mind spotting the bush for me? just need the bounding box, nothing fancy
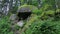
[0,16,20,34]
[27,0,38,6]
[0,16,13,34]
[24,19,60,34]
[32,9,43,15]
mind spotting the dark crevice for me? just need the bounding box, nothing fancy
[17,12,32,21]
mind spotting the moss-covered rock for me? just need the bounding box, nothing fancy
[17,5,38,20]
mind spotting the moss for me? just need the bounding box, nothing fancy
[56,9,60,13]
[18,5,38,12]
[45,10,55,15]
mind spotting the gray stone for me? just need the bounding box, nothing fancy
[10,14,18,21]
[17,20,24,27]
[17,6,31,12]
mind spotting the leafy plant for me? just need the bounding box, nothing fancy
[24,20,60,34]
[0,16,20,34]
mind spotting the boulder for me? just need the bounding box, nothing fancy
[17,5,38,20]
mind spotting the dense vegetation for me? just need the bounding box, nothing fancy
[0,0,60,34]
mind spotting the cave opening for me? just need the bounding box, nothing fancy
[17,12,32,21]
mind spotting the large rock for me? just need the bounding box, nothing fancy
[17,6,31,12]
[17,5,38,20]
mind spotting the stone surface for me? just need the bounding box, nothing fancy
[10,14,18,21]
[17,6,31,12]
[17,20,24,27]
[17,6,32,20]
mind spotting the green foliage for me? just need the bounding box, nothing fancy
[32,9,43,15]
[20,0,25,5]
[0,16,13,34]
[56,9,60,13]
[27,0,38,6]
[1,0,60,34]
[45,10,55,16]
[42,0,56,11]
[9,6,18,14]
[0,16,20,34]
[20,0,39,6]
[24,20,60,34]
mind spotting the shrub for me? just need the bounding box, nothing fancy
[0,16,20,34]
[24,19,60,34]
